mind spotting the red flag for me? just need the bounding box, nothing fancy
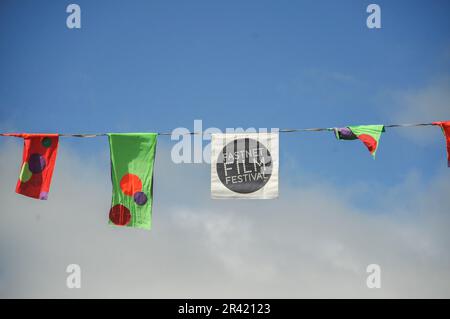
[5,133,59,199]
[433,121,450,167]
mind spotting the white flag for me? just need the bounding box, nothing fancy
[211,132,279,199]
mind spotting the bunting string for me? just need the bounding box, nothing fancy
[0,122,436,137]
[0,121,448,229]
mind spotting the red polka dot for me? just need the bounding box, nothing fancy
[109,204,131,226]
[120,173,142,196]
[358,134,378,154]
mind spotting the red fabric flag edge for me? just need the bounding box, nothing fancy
[432,121,450,167]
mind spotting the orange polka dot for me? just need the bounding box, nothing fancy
[120,173,142,196]
[358,134,378,154]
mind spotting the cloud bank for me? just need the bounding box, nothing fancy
[0,139,449,298]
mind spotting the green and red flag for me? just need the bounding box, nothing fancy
[334,125,385,158]
[4,133,59,200]
[108,133,158,229]
[432,121,450,167]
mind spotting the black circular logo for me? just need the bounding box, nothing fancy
[216,138,272,194]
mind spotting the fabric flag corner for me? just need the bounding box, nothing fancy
[334,125,384,158]
[4,133,59,200]
[432,121,450,167]
[107,133,158,229]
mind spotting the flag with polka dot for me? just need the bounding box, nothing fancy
[108,133,158,229]
[4,133,59,200]
[334,125,385,159]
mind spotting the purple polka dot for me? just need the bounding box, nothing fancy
[337,128,357,140]
[39,192,48,200]
[133,192,147,206]
[28,153,46,173]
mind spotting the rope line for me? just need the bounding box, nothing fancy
[0,123,436,138]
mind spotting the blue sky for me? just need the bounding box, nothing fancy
[1,0,449,201]
[1,0,450,298]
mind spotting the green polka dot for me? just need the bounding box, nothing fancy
[42,137,52,148]
[19,162,32,183]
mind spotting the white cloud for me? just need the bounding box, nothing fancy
[388,77,450,143]
[0,140,449,298]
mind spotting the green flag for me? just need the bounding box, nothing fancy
[107,133,158,229]
[335,125,384,158]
